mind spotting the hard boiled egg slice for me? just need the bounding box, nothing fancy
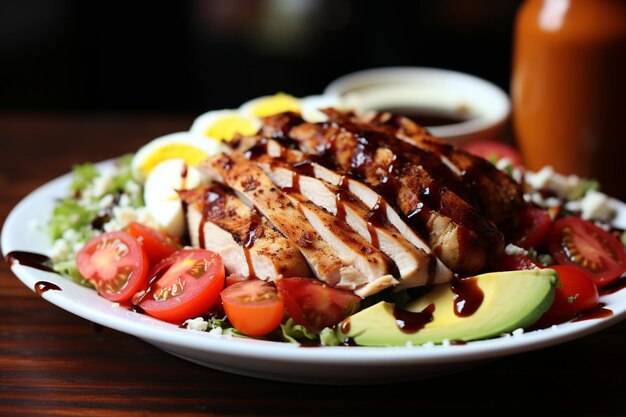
[190,109,261,142]
[144,159,203,237]
[239,92,301,118]
[131,132,221,182]
[300,94,342,123]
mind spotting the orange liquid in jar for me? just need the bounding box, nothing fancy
[512,0,626,199]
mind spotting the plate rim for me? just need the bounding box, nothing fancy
[3,159,626,370]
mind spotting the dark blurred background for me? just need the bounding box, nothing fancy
[0,0,523,114]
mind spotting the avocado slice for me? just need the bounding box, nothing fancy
[337,269,558,346]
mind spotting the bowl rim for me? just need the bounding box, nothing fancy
[323,66,511,139]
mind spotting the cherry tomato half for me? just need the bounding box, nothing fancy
[462,140,523,166]
[127,221,181,265]
[511,207,552,249]
[276,277,361,332]
[548,217,626,287]
[535,265,599,327]
[136,249,225,323]
[76,231,149,302]
[221,280,284,337]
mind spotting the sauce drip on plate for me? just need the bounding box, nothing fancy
[6,251,55,273]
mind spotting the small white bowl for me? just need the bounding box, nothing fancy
[324,67,510,145]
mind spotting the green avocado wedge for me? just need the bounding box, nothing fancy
[337,269,558,347]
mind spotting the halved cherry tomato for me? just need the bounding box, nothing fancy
[511,207,552,249]
[462,140,523,166]
[548,217,626,287]
[76,231,149,302]
[221,280,284,337]
[534,265,599,327]
[492,253,543,272]
[127,221,181,265]
[276,277,360,332]
[136,249,225,323]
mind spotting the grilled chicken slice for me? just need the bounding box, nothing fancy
[232,137,453,285]
[285,192,399,295]
[262,115,499,273]
[351,110,526,231]
[180,184,311,281]
[204,153,378,294]
[255,159,441,288]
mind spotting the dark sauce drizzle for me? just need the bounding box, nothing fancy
[241,210,262,279]
[450,277,484,317]
[572,303,613,322]
[6,251,56,273]
[34,281,62,296]
[180,163,189,190]
[198,188,224,249]
[393,303,435,333]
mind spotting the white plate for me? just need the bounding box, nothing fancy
[3,160,626,385]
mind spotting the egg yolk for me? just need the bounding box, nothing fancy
[248,93,300,118]
[204,115,259,141]
[139,144,208,177]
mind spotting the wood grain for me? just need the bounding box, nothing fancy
[1,114,626,417]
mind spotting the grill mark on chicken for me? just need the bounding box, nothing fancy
[205,153,363,288]
[286,191,398,293]
[179,184,311,281]
[234,136,453,284]
[259,114,502,273]
[351,110,526,232]
[253,157,440,288]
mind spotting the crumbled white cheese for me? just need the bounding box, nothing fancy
[208,327,226,337]
[442,339,451,347]
[405,341,414,348]
[505,244,528,256]
[117,193,131,208]
[50,238,72,262]
[544,197,562,208]
[525,166,582,198]
[495,157,513,171]
[103,206,158,232]
[98,194,115,210]
[525,166,554,189]
[421,341,435,348]
[50,228,86,262]
[512,328,525,337]
[183,317,209,332]
[511,167,524,184]
[87,170,114,200]
[111,302,120,308]
[125,180,140,196]
[578,190,616,221]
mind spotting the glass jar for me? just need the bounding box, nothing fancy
[512,0,626,199]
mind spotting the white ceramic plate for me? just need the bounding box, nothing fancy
[3,160,626,385]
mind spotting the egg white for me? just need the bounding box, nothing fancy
[131,132,222,182]
[143,158,204,237]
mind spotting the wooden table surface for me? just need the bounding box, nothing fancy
[1,114,626,417]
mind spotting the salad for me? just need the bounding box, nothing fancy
[45,93,626,347]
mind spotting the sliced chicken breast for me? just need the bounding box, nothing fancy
[180,185,312,281]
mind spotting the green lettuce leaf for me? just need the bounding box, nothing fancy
[280,318,318,344]
[70,163,99,193]
[48,199,97,240]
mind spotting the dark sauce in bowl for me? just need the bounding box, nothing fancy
[375,106,472,127]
